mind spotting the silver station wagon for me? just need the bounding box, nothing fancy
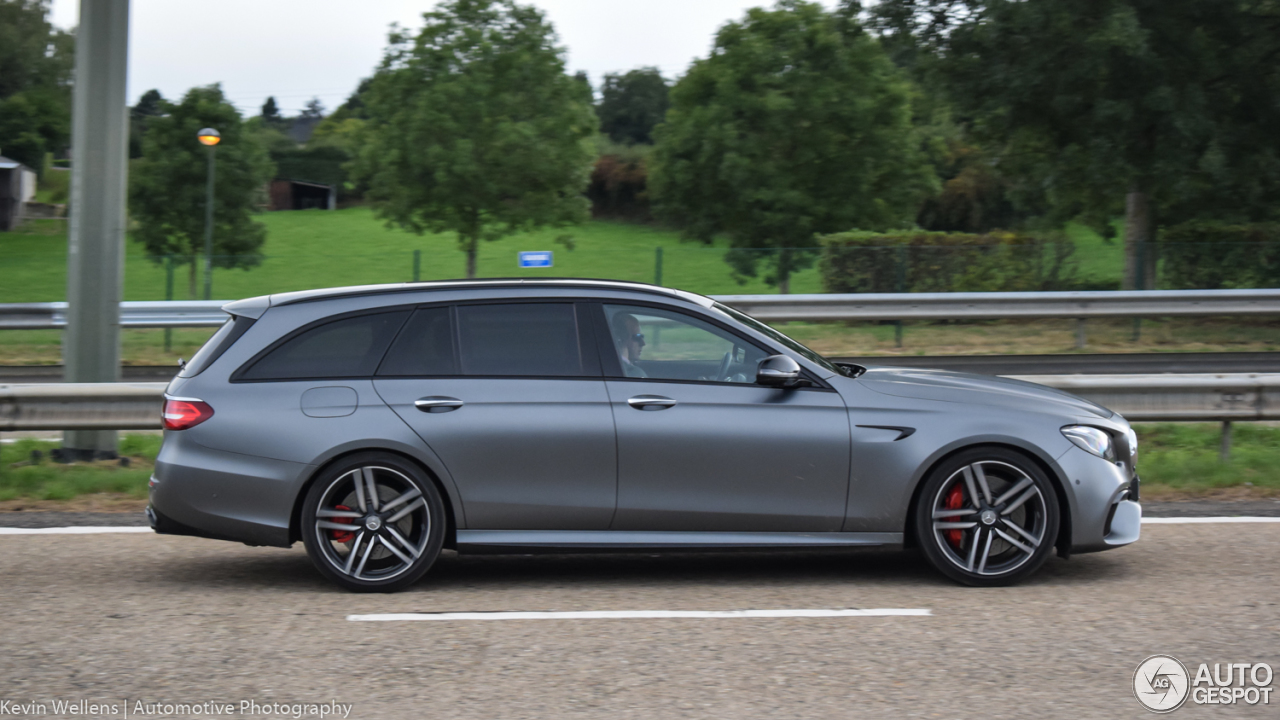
[149,279,1141,592]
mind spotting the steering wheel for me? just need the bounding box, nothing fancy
[715,350,734,382]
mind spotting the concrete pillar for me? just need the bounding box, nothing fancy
[63,0,130,460]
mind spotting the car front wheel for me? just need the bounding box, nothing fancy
[301,452,446,593]
[915,447,1060,587]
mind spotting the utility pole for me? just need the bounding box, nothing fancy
[63,0,130,460]
[197,128,221,300]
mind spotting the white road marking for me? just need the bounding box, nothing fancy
[1142,516,1280,524]
[0,526,152,534]
[348,608,932,622]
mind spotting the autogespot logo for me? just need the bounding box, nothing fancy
[1134,655,1275,713]
[1134,655,1191,713]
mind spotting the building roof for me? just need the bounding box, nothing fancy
[0,155,34,171]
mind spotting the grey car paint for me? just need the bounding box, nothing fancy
[149,280,1139,561]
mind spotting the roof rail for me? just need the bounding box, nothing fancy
[268,278,709,308]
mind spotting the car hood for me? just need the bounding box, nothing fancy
[857,366,1113,419]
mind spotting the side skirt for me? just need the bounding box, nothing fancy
[456,530,903,555]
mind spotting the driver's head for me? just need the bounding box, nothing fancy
[611,313,644,361]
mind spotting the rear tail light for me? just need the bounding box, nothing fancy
[162,397,214,430]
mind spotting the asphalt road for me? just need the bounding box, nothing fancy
[0,522,1276,719]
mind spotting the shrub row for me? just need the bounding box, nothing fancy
[817,230,1076,294]
[1158,222,1280,290]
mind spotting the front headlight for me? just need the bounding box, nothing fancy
[1125,427,1138,467]
[1062,425,1116,461]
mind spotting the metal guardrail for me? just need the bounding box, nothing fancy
[2,374,1276,431]
[3,289,1280,329]
[0,383,167,430]
[0,301,228,329]
[712,288,1280,322]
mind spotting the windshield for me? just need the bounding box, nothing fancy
[711,302,853,376]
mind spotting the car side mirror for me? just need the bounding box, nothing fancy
[756,355,801,387]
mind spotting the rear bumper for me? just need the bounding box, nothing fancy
[148,435,311,548]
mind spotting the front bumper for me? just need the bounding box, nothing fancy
[1057,445,1141,553]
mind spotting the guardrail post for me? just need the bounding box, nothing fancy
[163,256,174,352]
[654,247,664,287]
[1075,319,1087,349]
[1220,421,1233,463]
[412,249,421,283]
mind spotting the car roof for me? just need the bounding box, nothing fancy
[221,278,714,318]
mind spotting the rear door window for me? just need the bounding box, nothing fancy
[238,310,410,381]
[456,303,585,377]
[377,307,457,376]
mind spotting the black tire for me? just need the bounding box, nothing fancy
[301,452,446,593]
[914,447,1060,587]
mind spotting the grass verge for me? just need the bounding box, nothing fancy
[1,425,1275,507]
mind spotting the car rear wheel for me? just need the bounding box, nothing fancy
[914,447,1060,587]
[301,452,446,593]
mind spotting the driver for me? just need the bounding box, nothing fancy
[610,312,648,378]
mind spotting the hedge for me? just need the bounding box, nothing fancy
[1159,222,1280,289]
[818,230,1076,294]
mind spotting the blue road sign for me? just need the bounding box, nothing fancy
[518,251,554,268]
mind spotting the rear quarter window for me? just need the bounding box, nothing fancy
[237,310,411,381]
[179,315,256,378]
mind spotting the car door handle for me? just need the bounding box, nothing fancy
[627,395,677,410]
[414,397,464,413]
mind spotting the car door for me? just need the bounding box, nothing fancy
[597,302,851,532]
[374,302,617,530]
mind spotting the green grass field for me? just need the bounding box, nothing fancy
[1,423,1273,503]
[0,208,824,302]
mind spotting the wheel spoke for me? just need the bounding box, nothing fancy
[933,521,978,530]
[353,470,367,513]
[316,508,363,519]
[383,525,422,560]
[362,467,380,511]
[317,520,360,532]
[976,527,995,573]
[386,497,425,524]
[379,533,414,565]
[1002,518,1042,547]
[965,527,983,572]
[1001,486,1040,515]
[994,527,1035,556]
[971,464,994,504]
[381,488,423,514]
[932,507,977,519]
[994,477,1033,507]
[353,535,376,579]
[343,532,365,575]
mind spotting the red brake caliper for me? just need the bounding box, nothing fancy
[944,485,965,548]
[330,504,355,543]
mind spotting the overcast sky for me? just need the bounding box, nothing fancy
[49,0,840,117]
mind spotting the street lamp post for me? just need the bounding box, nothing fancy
[197,127,220,300]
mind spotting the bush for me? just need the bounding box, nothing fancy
[588,142,650,221]
[1159,222,1280,289]
[818,230,1076,293]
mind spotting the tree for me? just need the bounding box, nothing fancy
[260,96,282,126]
[300,97,325,120]
[128,89,164,159]
[650,0,933,292]
[597,67,669,145]
[355,0,596,278]
[0,0,73,171]
[866,0,1280,288]
[129,85,275,298]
